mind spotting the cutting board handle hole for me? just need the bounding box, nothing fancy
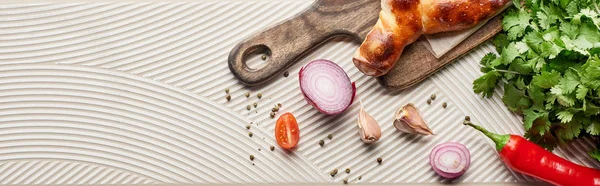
[243,44,271,70]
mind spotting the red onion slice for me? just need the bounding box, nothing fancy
[430,142,471,179]
[299,59,355,115]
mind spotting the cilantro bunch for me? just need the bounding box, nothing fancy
[473,0,600,161]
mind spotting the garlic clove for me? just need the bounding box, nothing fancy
[394,103,434,135]
[357,104,381,143]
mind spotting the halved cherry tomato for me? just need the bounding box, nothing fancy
[275,112,300,149]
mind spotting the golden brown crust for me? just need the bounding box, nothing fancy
[353,0,423,77]
[422,0,509,34]
[353,0,509,77]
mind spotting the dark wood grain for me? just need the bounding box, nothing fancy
[228,0,502,90]
[228,0,380,86]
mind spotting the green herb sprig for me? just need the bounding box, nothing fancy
[474,0,600,161]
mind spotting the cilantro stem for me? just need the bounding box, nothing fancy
[494,69,524,75]
[478,65,526,75]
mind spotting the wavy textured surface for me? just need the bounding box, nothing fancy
[0,64,326,184]
[0,161,155,185]
[0,1,599,184]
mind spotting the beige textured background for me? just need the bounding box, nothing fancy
[0,1,597,185]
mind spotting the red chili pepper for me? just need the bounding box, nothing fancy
[464,121,600,186]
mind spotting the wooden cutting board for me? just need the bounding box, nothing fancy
[228,0,502,90]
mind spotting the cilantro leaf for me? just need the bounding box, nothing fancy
[473,71,500,98]
[584,101,600,116]
[559,21,579,39]
[515,41,530,54]
[493,34,509,54]
[556,120,583,142]
[574,8,600,28]
[531,70,561,88]
[562,35,591,56]
[508,58,533,75]
[480,53,498,72]
[573,23,600,51]
[503,9,533,40]
[581,56,600,89]
[589,149,600,162]
[537,10,558,30]
[501,42,520,65]
[526,51,547,72]
[525,31,544,49]
[574,35,594,51]
[542,27,560,42]
[578,22,600,45]
[556,0,570,9]
[557,110,575,123]
[502,83,532,112]
[523,108,548,130]
[565,1,579,16]
[524,0,540,12]
[576,84,589,100]
[540,41,562,59]
[557,93,577,107]
[530,114,552,136]
[529,84,546,109]
[586,120,600,135]
[558,70,580,94]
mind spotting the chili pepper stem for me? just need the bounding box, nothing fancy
[463,121,510,151]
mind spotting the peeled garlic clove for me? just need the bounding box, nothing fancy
[357,105,381,143]
[394,103,434,135]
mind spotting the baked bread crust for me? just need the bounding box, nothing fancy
[353,0,509,77]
